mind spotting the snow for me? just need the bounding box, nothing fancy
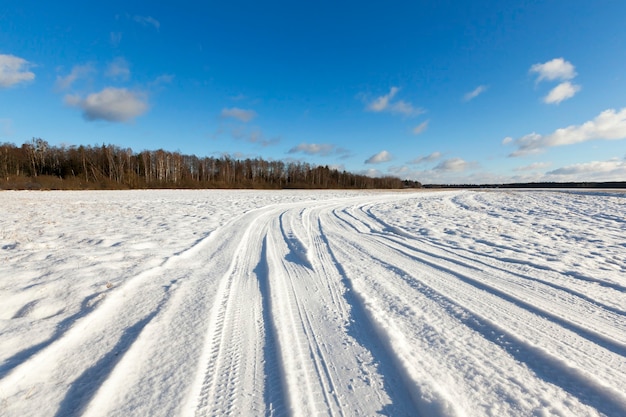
[0,189,625,417]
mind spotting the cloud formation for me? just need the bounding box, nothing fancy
[150,74,175,87]
[529,58,576,82]
[248,130,279,147]
[288,143,347,157]
[229,127,279,147]
[365,150,393,164]
[106,57,131,81]
[543,81,581,104]
[409,151,441,165]
[433,158,476,172]
[0,54,35,87]
[387,162,492,184]
[546,158,626,182]
[221,107,257,123]
[367,87,424,117]
[463,85,487,102]
[134,15,160,30]
[55,63,94,90]
[530,58,580,104]
[368,87,398,112]
[65,87,148,122]
[412,120,429,135]
[506,108,626,157]
[513,162,551,172]
[359,168,384,178]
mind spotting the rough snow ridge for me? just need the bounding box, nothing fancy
[1,189,625,416]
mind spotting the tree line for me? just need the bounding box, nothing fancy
[1,139,420,190]
[422,182,626,189]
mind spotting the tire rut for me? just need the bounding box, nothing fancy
[325,205,626,416]
[193,215,270,417]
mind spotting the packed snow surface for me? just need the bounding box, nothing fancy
[1,189,625,417]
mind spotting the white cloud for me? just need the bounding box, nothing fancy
[543,81,581,104]
[384,165,424,181]
[134,15,160,30]
[358,168,384,178]
[368,87,398,112]
[328,164,346,172]
[150,74,175,87]
[389,100,422,116]
[55,64,94,90]
[412,120,429,135]
[507,108,626,157]
[463,85,488,101]
[392,156,626,184]
[513,162,551,172]
[545,158,626,182]
[106,57,131,81]
[366,87,424,117]
[288,143,336,156]
[248,130,279,147]
[433,158,477,172]
[388,165,411,176]
[386,165,501,185]
[65,87,148,122]
[530,58,576,82]
[409,151,441,165]
[229,127,279,147]
[502,136,513,145]
[221,107,257,123]
[529,58,580,104]
[365,150,393,164]
[0,54,35,87]
[248,130,263,144]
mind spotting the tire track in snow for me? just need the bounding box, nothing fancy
[325,202,626,416]
[191,212,270,417]
[372,230,626,356]
[364,199,626,300]
[322,210,468,417]
[419,192,626,293]
[266,201,410,416]
[279,204,368,417]
[279,211,313,270]
[81,208,287,417]
[315,217,420,417]
[351,202,626,352]
[265,226,332,416]
[4,190,622,417]
[421,240,626,316]
[0,207,260,417]
[177,199,416,417]
[350,239,626,416]
[256,236,288,417]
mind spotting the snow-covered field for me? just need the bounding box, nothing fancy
[1,189,625,417]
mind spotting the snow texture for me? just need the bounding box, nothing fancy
[0,189,625,417]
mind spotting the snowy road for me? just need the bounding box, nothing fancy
[1,189,625,416]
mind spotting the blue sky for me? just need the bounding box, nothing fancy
[2,0,626,184]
